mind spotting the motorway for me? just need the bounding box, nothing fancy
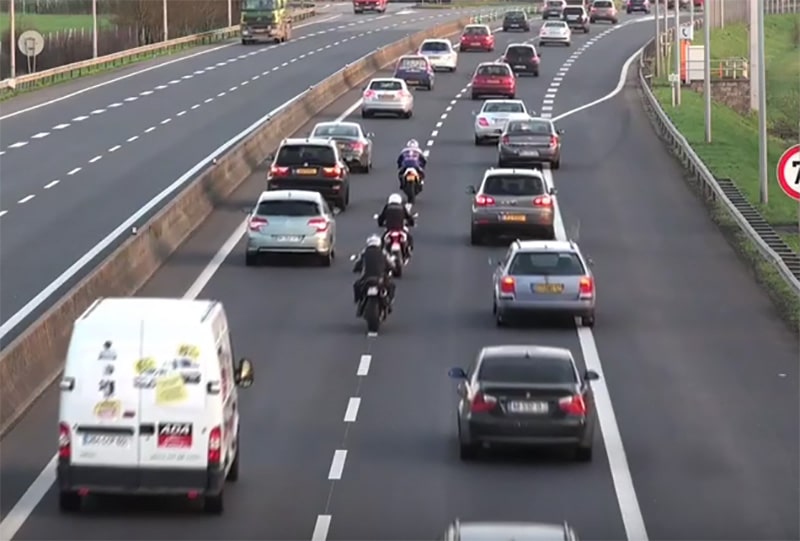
[1,9,799,541]
[0,3,480,346]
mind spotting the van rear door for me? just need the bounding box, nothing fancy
[136,325,210,475]
[66,328,140,469]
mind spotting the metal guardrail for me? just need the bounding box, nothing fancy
[0,7,316,95]
[638,37,800,298]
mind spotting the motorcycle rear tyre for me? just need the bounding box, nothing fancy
[403,183,416,205]
[365,297,381,333]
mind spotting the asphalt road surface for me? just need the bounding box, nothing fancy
[1,10,797,541]
[0,3,474,346]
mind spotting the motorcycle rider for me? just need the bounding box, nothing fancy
[396,139,427,186]
[352,234,397,313]
[377,193,416,254]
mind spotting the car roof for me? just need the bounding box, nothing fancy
[481,99,525,106]
[313,121,361,130]
[257,189,323,203]
[544,19,568,24]
[399,54,428,60]
[513,239,579,252]
[421,38,450,43]
[477,61,510,68]
[281,137,336,147]
[507,42,535,48]
[479,346,574,363]
[464,23,490,29]
[369,77,404,83]
[483,167,544,179]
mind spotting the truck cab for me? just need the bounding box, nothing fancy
[241,0,292,44]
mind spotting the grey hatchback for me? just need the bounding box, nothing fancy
[498,117,564,169]
[491,240,596,327]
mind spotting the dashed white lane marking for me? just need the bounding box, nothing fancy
[52,123,70,130]
[0,210,7,218]
[30,132,49,139]
[7,141,28,148]
[72,115,88,121]
[124,96,138,102]
[88,155,102,164]
[343,397,361,422]
[108,102,123,108]
[311,515,332,541]
[90,109,105,115]
[126,135,139,142]
[109,145,121,152]
[160,118,172,125]
[67,167,81,176]
[144,126,156,133]
[140,90,154,96]
[17,194,35,204]
[327,450,347,480]
[43,180,60,189]
[357,354,372,376]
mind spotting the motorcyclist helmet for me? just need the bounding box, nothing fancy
[387,193,403,205]
[366,234,382,248]
[406,139,419,149]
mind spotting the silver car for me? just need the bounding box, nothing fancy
[361,78,414,118]
[491,239,596,327]
[539,20,572,46]
[497,117,564,169]
[245,189,336,266]
[474,99,532,145]
[443,520,580,541]
[309,121,374,173]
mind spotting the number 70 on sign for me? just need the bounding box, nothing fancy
[777,145,800,201]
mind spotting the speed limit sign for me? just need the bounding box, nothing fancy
[777,144,800,201]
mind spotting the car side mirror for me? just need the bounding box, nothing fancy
[368,132,375,138]
[456,381,467,396]
[241,206,253,214]
[413,213,419,219]
[265,154,274,162]
[235,358,254,388]
[372,213,379,219]
[487,257,494,266]
[558,128,565,134]
[587,257,595,266]
[448,367,468,379]
[466,185,476,194]
[549,187,557,195]
[583,369,600,381]
[349,254,357,261]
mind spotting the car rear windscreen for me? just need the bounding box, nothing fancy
[546,0,564,6]
[506,120,551,135]
[505,11,525,19]
[256,200,320,217]
[313,125,359,138]
[544,21,566,27]
[421,41,449,52]
[564,6,584,14]
[276,145,336,166]
[398,58,428,70]
[483,175,545,196]
[369,80,403,91]
[509,251,586,276]
[483,102,525,113]
[464,26,489,35]
[477,65,511,77]
[479,354,577,384]
[506,45,535,58]
[594,1,613,7]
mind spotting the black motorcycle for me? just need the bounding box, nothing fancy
[398,166,423,204]
[350,258,392,333]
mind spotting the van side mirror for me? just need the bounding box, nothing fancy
[466,185,476,194]
[448,367,468,379]
[235,358,254,387]
[583,369,600,381]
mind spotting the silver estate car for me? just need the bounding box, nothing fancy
[443,519,580,541]
[245,190,336,266]
[497,117,564,169]
[491,239,596,327]
[361,77,414,118]
[473,99,532,145]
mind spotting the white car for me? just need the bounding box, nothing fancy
[418,39,458,72]
[361,78,414,118]
[539,20,572,46]
[473,99,533,145]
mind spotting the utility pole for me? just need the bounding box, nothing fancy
[674,0,681,105]
[163,0,169,41]
[9,0,15,79]
[228,0,233,27]
[655,0,661,77]
[91,0,98,58]
[703,0,712,142]
[756,0,768,203]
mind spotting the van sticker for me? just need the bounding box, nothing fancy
[157,422,192,448]
[135,357,157,374]
[177,344,200,360]
[155,374,188,405]
[93,399,121,420]
[98,341,117,360]
[103,364,114,376]
[98,379,115,398]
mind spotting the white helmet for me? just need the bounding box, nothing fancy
[388,193,403,205]
[366,234,382,248]
[406,139,419,149]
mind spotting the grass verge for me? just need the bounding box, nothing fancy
[0,13,113,32]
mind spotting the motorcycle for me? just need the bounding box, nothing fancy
[350,255,391,333]
[398,167,423,204]
[372,211,419,278]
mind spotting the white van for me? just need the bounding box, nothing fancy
[57,297,254,514]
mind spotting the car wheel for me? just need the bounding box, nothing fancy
[470,227,482,245]
[59,491,82,513]
[590,17,595,22]
[474,135,482,146]
[495,309,507,327]
[226,435,240,482]
[543,226,556,240]
[565,41,571,47]
[241,39,249,45]
[575,443,593,462]
[319,249,333,267]
[361,109,369,118]
[471,93,479,100]
[627,9,632,13]
[508,93,515,99]
[245,252,257,266]
[585,27,590,33]
[581,314,595,328]
[405,110,412,118]
[459,432,479,460]
[533,70,539,77]
[552,157,561,170]
[488,47,494,52]
[497,158,506,168]
[204,491,224,514]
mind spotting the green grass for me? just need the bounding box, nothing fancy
[0,13,113,33]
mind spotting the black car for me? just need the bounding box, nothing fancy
[542,0,566,19]
[626,0,651,12]
[502,10,530,31]
[502,43,540,77]
[266,138,351,210]
[563,5,590,32]
[448,345,600,461]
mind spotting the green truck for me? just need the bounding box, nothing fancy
[240,0,293,44]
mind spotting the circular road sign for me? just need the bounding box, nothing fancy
[17,30,44,57]
[776,144,800,201]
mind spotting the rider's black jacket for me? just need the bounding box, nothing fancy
[377,202,415,231]
[352,245,393,279]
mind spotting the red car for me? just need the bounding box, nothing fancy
[459,24,495,52]
[353,0,386,14]
[471,62,516,100]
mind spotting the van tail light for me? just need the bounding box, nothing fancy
[559,394,587,415]
[249,216,268,231]
[351,142,365,151]
[58,422,71,460]
[308,217,329,233]
[363,89,376,99]
[501,135,510,144]
[533,195,553,207]
[470,392,498,413]
[270,165,290,177]
[499,276,516,294]
[477,117,490,127]
[579,276,594,297]
[550,135,558,148]
[208,426,222,465]
[322,165,342,178]
[474,194,495,207]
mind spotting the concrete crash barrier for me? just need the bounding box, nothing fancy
[0,8,317,97]
[0,15,480,435]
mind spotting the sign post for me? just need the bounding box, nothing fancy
[776,144,800,201]
[17,30,45,75]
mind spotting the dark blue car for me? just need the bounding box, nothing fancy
[392,55,435,91]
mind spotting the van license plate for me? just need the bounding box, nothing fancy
[367,286,379,295]
[83,434,131,447]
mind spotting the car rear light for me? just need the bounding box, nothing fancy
[533,195,553,207]
[474,194,495,207]
[399,90,411,98]
[363,89,376,99]
[501,135,510,144]
[308,217,329,233]
[579,276,594,297]
[208,426,222,465]
[477,117,490,127]
[559,394,587,415]
[351,142,365,151]
[322,165,342,178]
[499,276,516,294]
[249,216,268,231]
[470,392,498,413]
[590,6,597,11]
[58,422,71,460]
[270,165,290,177]
[550,135,558,148]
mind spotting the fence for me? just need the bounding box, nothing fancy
[702,0,798,28]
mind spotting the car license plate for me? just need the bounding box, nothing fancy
[367,286,379,295]
[296,168,317,175]
[274,235,301,242]
[487,80,499,84]
[568,15,577,19]
[501,214,526,222]
[406,79,418,85]
[379,94,394,101]
[83,434,131,447]
[514,65,526,69]
[508,401,548,414]
[520,150,539,157]
[534,283,564,294]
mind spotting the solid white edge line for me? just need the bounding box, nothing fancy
[0,456,56,541]
[311,514,332,541]
[343,397,361,422]
[327,450,347,480]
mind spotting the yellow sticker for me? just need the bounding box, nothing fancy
[93,399,121,419]
[177,344,200,359]
[155,374,187,405]
[135,357,157,374]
